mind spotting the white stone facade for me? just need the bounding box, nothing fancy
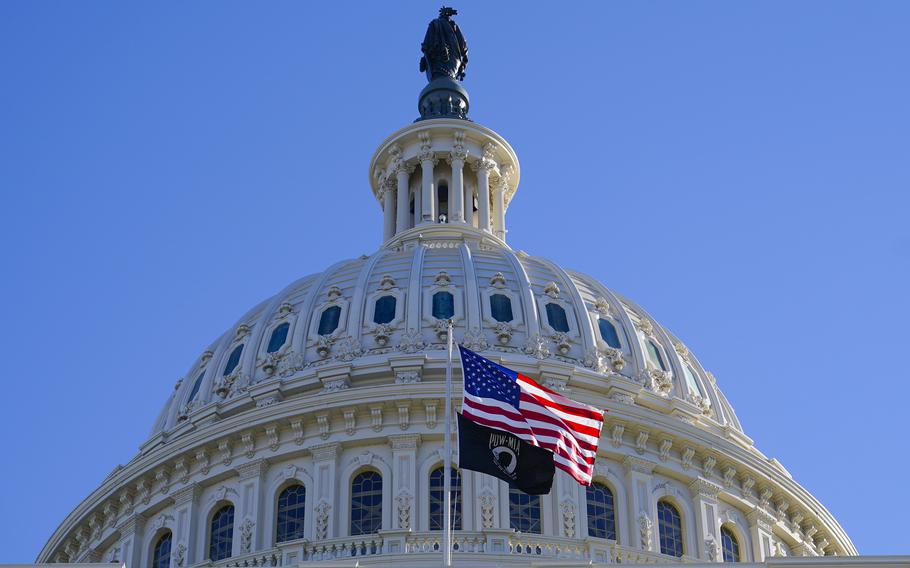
[36,81,876,568]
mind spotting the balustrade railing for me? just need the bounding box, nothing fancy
[207,532,690,566]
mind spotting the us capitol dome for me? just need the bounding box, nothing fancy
[39,9,861,568]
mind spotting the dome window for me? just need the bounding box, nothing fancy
[490,293,514,322]
[545,302,570,333]
[509,487,541,534]
[186,371,204,403]
[223,345,243,376]
[646,340,667,371]
[432,291,455,320]
[683,364,703,396]
[586,482,616,540]
[429,467,462,530]
[721,526,741,562]
[152,531,172,568]
[209,504,235,561]
[657,500,683,557]
[267,322,290,353]
[276,484,306,543]
[351,471,383,536]
[598,318,621,349]
[373,296,397,325]
[318,305,342,336]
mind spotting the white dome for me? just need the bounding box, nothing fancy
[153,223,743,441]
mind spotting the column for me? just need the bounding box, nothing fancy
[622,456,656,552]
[448,151,466,223]
[689,478,723,561]
[389,434,420,533]
[463,179,474,228]
[311,443,340,540]
[382,177,396,241]
[746,507,776,561]
[419,153,436,225]
[472,161,492,233]
[172,484,200,567]
[413,180,422,228]
[492,180,506,241]
[235,460,267,555]
[117,515,145,568]
[395,164,412,234]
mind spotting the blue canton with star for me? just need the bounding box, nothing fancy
[459,346,521,410]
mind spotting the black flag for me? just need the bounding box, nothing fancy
[457,413,555,495]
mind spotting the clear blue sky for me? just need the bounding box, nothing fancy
[1,0,908,560]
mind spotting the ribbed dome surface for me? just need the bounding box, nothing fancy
[154,224,743,442]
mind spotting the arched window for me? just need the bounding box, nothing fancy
[223,345,243,376]
[508,488,541,534]
[682,364,703,397]
[351,471,382,536]
[318,305,341,336]
[276,484,306,543]
[429,467,462,531]
[489,294,514,322]
[209,504,235,561]
[432,291,455,320]
[267,322,290,353]
[586,482,616,540]
[721,526,741,562]
[657,501,683,557]
[646,340,667,371]
[545,303,570,333]
[597,318,621,349]
[152,531,172,568]
[373,296,397,325]
[187,371,204,403]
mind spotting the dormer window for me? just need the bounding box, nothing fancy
[318,306,342,336]
[267,322,290,353]
[223,345,243,376]
[490,294,513,322]
[432,291,455,319]
[373,296,397,325]
[187,371,204,403]
[682,364,703,396]
[646,340,667,371]
[597,318,621,349]
[545,303,570,333]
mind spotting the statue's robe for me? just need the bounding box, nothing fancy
[420,17,469,81]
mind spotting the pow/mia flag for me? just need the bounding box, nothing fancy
[457,413,555,495]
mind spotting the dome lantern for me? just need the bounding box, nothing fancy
[369,8,520,247]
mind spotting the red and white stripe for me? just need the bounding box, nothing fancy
[462,373,605,485]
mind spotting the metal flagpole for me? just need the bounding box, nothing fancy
[442,319,454,567]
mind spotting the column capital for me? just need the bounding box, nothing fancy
[171,483,200,507]
[688,477,722,500]
[388,433,421,451]
[622,455,656,475]
[394,161,415,176]
[235,458,269,480]
[470,158,496,172]
[747,506,777,532]
[310,442,341,462]
[117,513,145,536]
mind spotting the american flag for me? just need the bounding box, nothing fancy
[458,345,605,485]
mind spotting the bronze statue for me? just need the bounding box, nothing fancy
[420,6,469,82]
